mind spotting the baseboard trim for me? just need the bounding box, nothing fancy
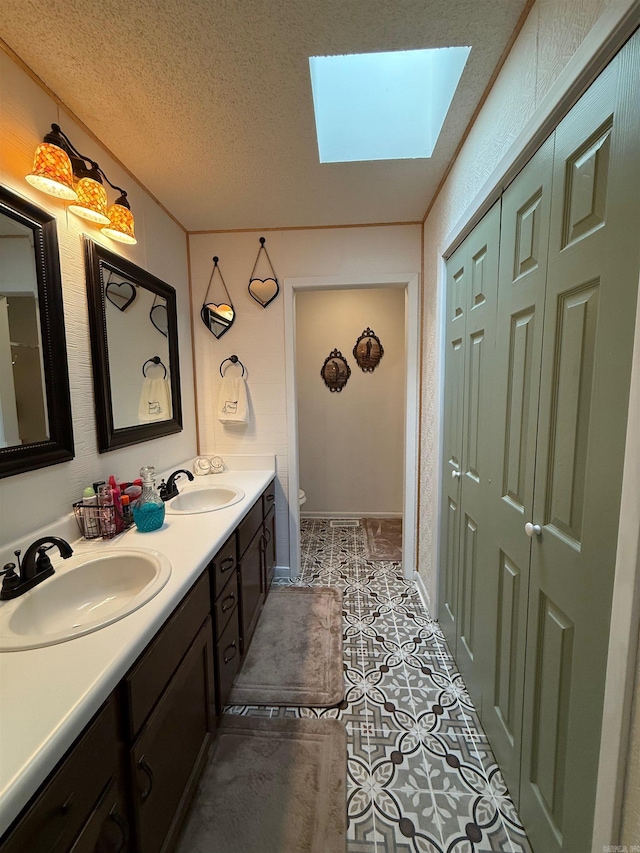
[300,511,403,519]
[413,571,433,616]
[274,565,291,580]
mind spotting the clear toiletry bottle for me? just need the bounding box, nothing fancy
[132,466,165,532]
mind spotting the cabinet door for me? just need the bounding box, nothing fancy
[0,700,118,853]
[264,506,276,595]
[479,135,554,801]
[131,619,213,853]
[453,200,500,707]
[238,527,265,655]
[520,41,640,853]
[69,777,129,853]
[215,604,241,712]
[438,238,468,652]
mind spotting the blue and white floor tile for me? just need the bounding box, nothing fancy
[227,518,532,853]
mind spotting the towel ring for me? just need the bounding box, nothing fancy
[220,354,246,377]
[142,356,167,378]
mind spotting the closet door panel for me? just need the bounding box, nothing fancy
[478,136,554,803]
[438,242,468,652]
[453,201,500,706]
[521,37,640,853]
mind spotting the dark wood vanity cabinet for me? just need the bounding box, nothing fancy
[0,698,125,853]
[207,532,241,713]
[0,480,277,853]
[237,479,276,654]
[123,571,213,853]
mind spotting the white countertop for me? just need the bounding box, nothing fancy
[0,465,275,836]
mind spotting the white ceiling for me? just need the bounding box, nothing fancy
[0,0,528,231]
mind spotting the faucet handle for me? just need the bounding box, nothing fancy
[1,564,20,593]
[35,546,54,573]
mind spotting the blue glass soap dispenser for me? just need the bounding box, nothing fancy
[132,466,165,532]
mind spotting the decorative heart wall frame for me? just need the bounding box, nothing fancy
[150,299,168,336]
[248,276,279,308]
[105,277,136,311]
[201,257,235,339]
[248,237,280,308]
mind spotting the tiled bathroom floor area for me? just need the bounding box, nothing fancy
[228,518,532,853]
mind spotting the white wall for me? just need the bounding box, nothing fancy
[0,49,196,549]
[189,225,421,567]
[296,287,405,517]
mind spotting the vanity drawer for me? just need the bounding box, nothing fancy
[215,605,241,712]
[124,570,210,740]
[214,572,239,641]
[262,479,276,516]
[0,698,118,853]
[237,498,264,558]
[208,532,237,600]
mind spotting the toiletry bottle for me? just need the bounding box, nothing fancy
[82,486,99,538]
[121,494,133,528]
[97,484,116,538]
[132,466,165,532]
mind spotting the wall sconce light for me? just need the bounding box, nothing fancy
[25,123,137,245]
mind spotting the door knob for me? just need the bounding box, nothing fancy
[525,522,541,537]
[451,470,461,479]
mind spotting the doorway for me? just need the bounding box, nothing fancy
[284,273,420,581]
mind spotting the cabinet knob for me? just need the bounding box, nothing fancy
[451,470,461,479]
[525,522,542,537]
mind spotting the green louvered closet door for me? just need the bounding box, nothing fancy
[439,31,640,853]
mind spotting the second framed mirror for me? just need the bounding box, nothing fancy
[84,238,183,452]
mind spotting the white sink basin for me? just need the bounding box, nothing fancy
[0,548,171,651]
[165,485,244,514]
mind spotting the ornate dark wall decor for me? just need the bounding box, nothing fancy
[353,327,384,372]
[248,236,280,308]
[201,256,235,339]
[321,349,351,392]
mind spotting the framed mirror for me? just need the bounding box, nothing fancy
[0,185,74,479]
[84,238,182,452]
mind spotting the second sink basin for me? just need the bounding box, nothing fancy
[165,485,245,514]
[0,548,171,651]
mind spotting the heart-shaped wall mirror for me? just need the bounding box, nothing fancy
[150,299,168,337]
[105,276,136,311]
[201,302,235,339]
[248,277,279,308]
[248,237,280,308]
[201,257,235,339]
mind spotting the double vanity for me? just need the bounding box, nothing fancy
[0,462,276,853]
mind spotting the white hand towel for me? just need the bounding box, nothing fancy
[138,377,172,423]
[217,376,249,424]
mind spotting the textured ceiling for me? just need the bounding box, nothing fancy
[0,0,527,231]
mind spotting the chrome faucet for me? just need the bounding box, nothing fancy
[0,537,73,600]
[159,469,194,502]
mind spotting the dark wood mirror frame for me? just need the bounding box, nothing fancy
[84,238,183,452]
[0,186,74,479]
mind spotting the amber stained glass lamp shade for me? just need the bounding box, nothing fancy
[68,177,110,225]
[25,143,78,201]
[102,197,137,245]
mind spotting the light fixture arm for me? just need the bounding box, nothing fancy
[46,124,128,200]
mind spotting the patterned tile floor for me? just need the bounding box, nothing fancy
[227,519,532,853]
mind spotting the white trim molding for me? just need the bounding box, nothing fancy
[284,272,420,580]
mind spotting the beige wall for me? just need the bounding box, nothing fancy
[0,49,196,549]
[296,287,405,517]
[188,225,421,567]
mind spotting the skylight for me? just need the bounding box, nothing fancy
[309,47,471,164]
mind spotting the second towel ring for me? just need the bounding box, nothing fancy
[220,354,246,377]
[142,356,167,378]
